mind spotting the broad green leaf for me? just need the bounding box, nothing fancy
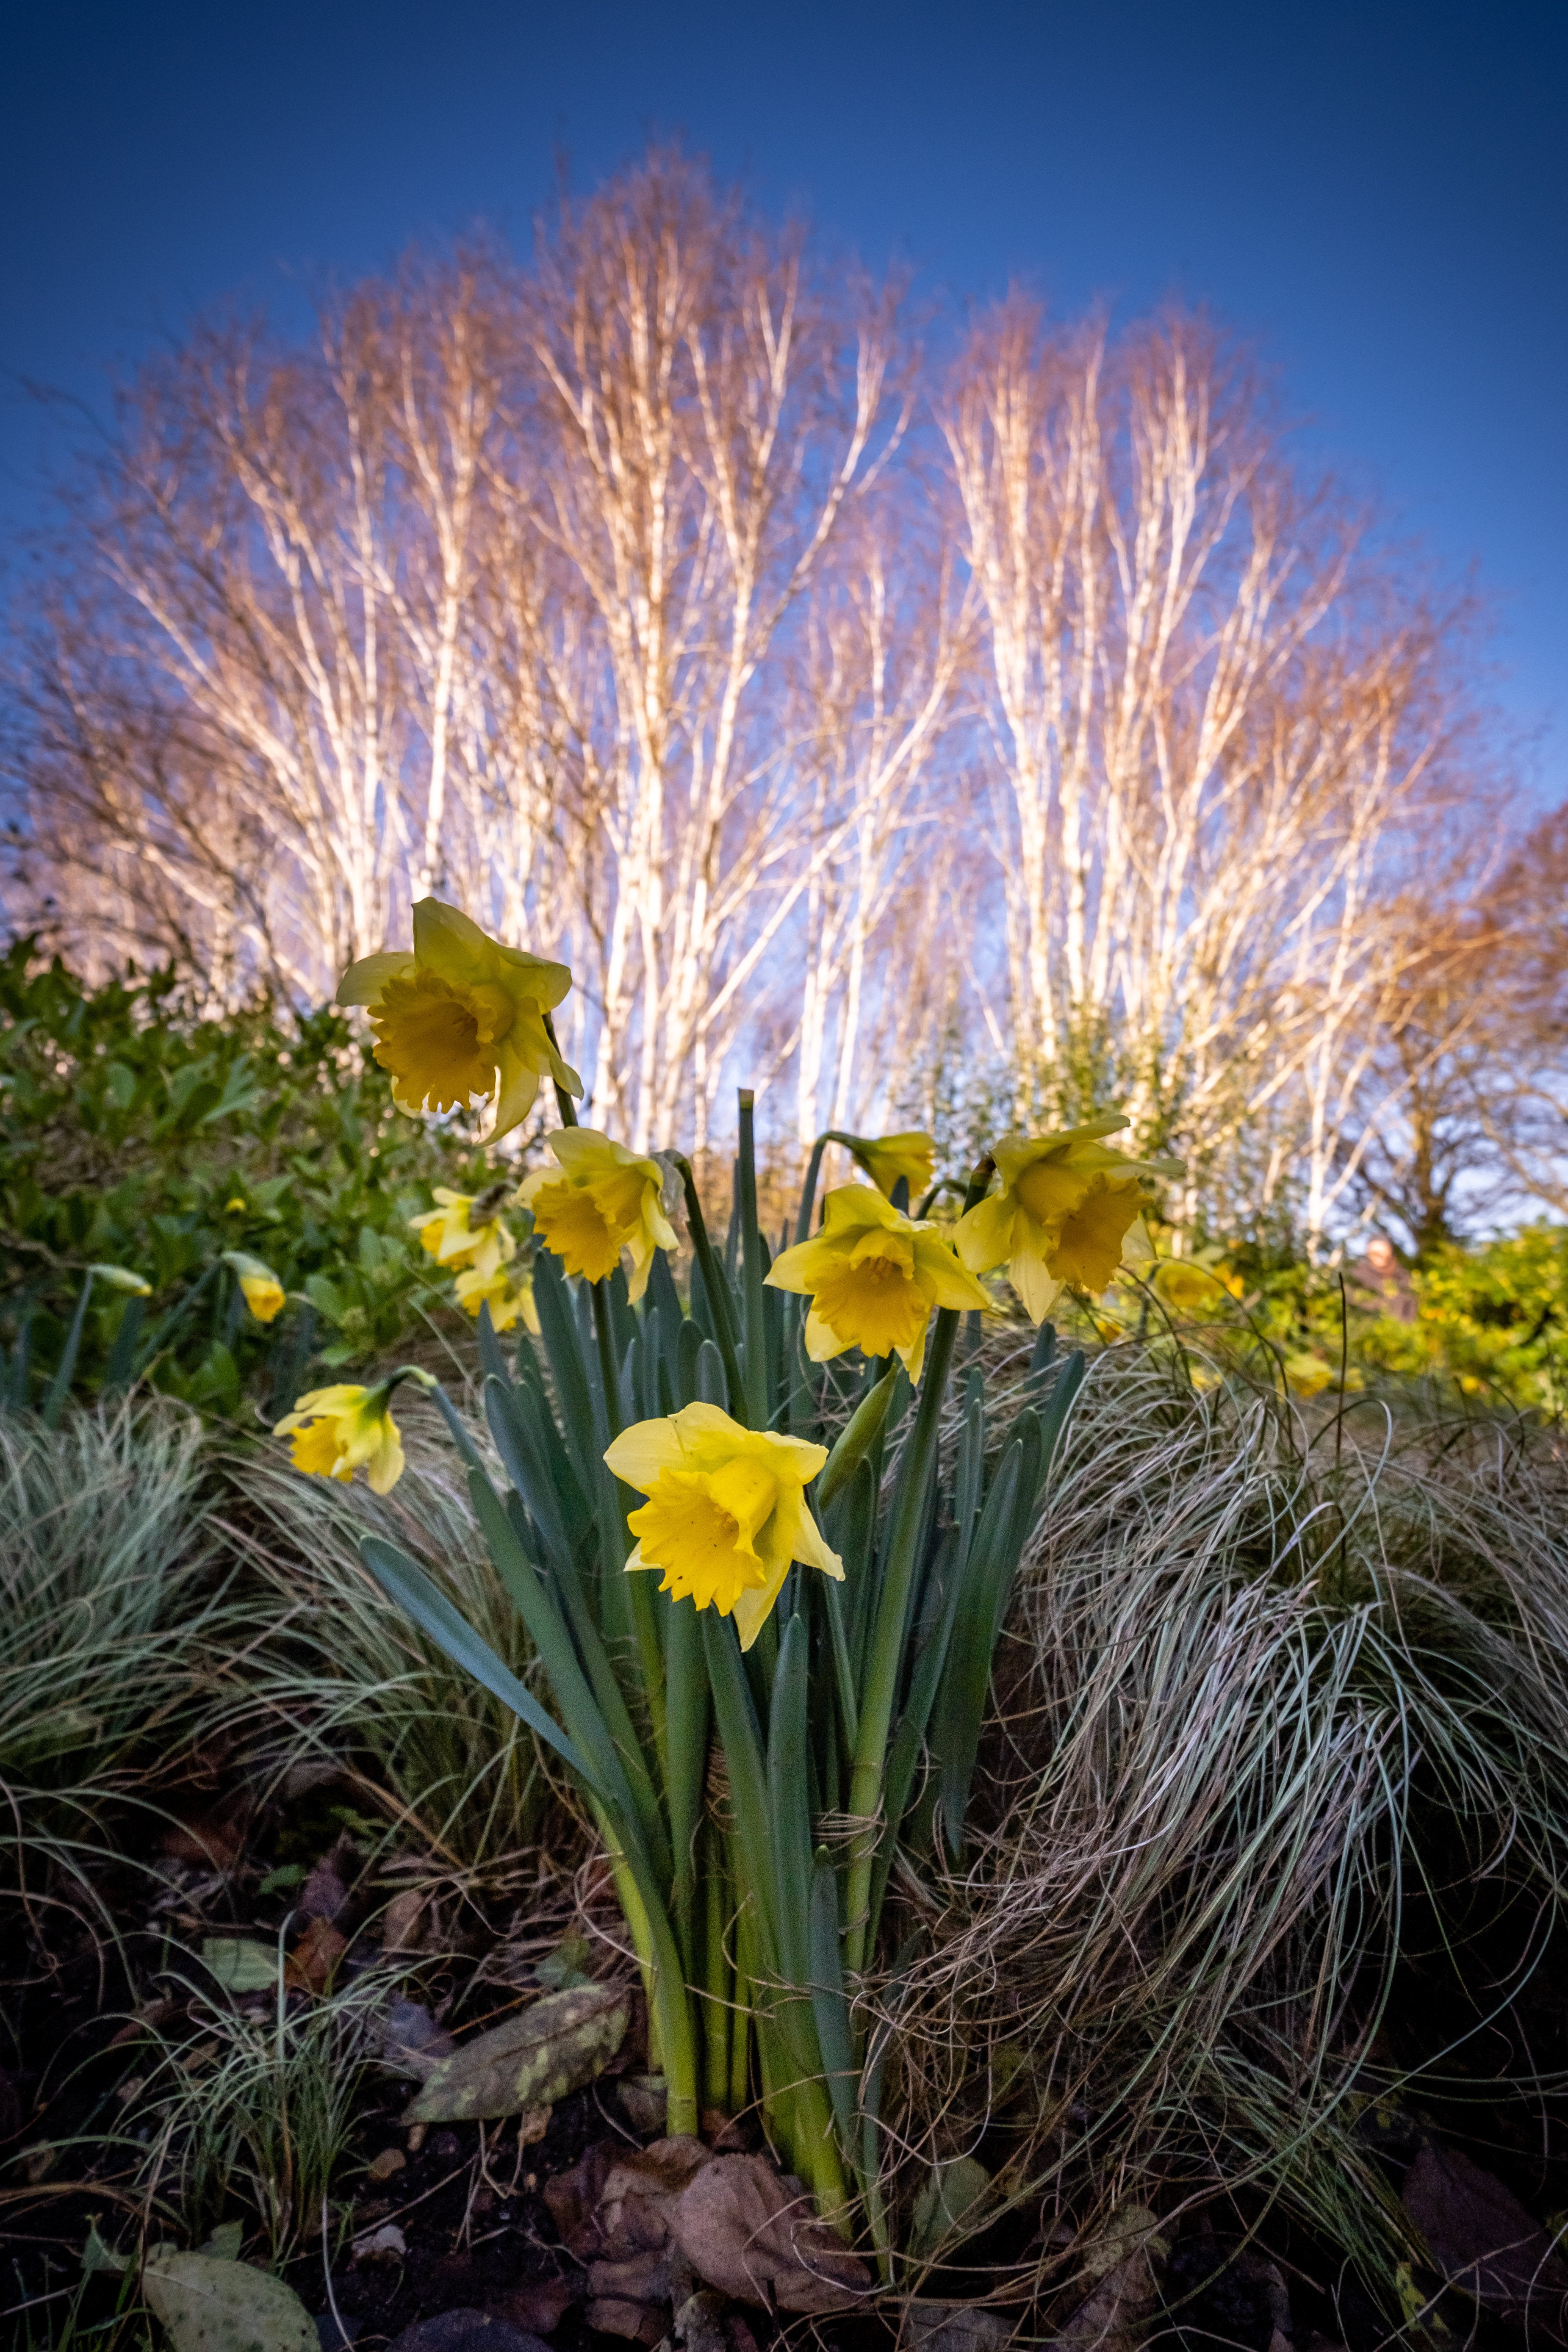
[402,1983,628,2123]
[141,2247,315,2352]
[201,1938,278,1993]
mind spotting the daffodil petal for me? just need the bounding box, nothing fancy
[1009,1246,1062,1326]
[605,1417,693,1491]
[335,950,415,1006]
[803,1305,848,1362]
[956,1190,1017,1273]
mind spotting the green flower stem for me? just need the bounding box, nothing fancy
[841,1305,960,1978]
[672,1157,746,1418]
[841,1154,995,1980]
[737,1092,769,1432]
[590,1797,699,2138]
[592,1276,668,1776]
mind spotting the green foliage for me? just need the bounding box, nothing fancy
[0,943,494,1413]
[1120,1223,1568,1413]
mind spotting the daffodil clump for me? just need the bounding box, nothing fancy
[338,897,581,1140]
[607,1403,841,1651]
[767,1181,987,1379]
[408,1184,540,1333]
[288,894,1193,2230]
[519,1129,677,1304]
[956,1118,1183,1323]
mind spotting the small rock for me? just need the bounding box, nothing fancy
[366,2147,407,2183]
[618,2074,669,2135]
[385,2315,553,2352]
[351,2222,407,2264]
[1403,2141,1568,2331]
[315,2317,362,2351]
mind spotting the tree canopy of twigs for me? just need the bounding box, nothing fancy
[4,144,1557,1243]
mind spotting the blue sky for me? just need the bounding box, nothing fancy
[3,0,1563,797]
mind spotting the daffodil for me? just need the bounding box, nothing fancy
[517,1129,678,1303]
[844,1130,936,1203]
[337,898,582,1142]
[222,1251,286,1324]
[275,1382,407,1493]
[89,1263,152,1296]
[409,1186,516,1282]
[1283,1352,1335,1398]
[605,1403,842,1651]
[767,1183,988,1381]
[1152,1258,1217,1315]
[956,1119,1183,1324]
[454,1259,541,1336]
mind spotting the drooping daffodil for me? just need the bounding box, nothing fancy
[222,1251,287,1324]
[409,1185,516,1282]
[454,1259,540,1336]
[517,1129,678,1304]
[276,1376,428,1495]
[956,1117,1184,1324]
[844,1130,936,1204]
[766,1183,988,1382]
[337,898,581,1142]
[89,1263,152,1296]
[604,1403,842,1651]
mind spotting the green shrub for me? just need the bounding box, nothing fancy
[0,944,497,1413]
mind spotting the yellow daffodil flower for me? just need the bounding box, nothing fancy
[89,1263,152,1296]
[605,1402,842,1651]
[409,1186,516,1282]
[1153,1258,1217,1315]
[275,1382,407,1494]
[845,1130,936,1203]
[224,1196,247,1214]
[517,1129,678,1303]
[956,1119,1183,1324]
[1283,1352,1335,1398]
[222,1251,287,1324]
[767,1183,988,1382]
[454,1260,541,1336]
[337,898,582,1142]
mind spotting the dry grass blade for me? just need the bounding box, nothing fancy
[877,1351,1568,2310]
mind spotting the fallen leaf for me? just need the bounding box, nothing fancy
[402,1984,629,2125]
[586,2301,665,2345]
[201,1937,277,1994]
[1403,2142,1568,2333]
[381,1889,426,1951]
[487,2277,574,2334]
[161,1795,252,1871]
[141,2247,316,2352]
[1047,2206,1170,2352]
[618,2073,669,2135]
[588,2251,672,2303]
[384,2312,554,2352]
[670,2152,873,2315]
[192,2221,244,2261]
[366,2147,407,2183]
[284,1915,346,1994]
[911,2155,992,2256]
[352,2222,407,2264]
[299,1839,353,1922]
